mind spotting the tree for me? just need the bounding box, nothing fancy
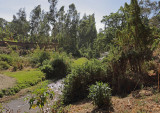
[0,18,8,30]
[78,14,97,49]
[54,6,66,46]
[61,3,80,56]
[39,11,51,43]
[0,18,11,41]
[30,5,41,42]
[115,0,153,75]
[10,8,29,42]
[78,14,97,58]
[48,0,57,25]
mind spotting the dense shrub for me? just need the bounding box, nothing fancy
[41,58,68,79]
[0,61,10,70]
[88,82,112,108]
[0,54,13,65]
[8,45,18,50]
[62,59,107,104]
[0,91,3,98]
[31,49,50,67]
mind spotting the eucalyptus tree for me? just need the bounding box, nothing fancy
[0,18,11,41]
[30,5,41,42]
[39,11,51,43]
[63,3,80,55]
[54,6,66,47]
[48,0,58,40]
[0,18,8,30]
[10,8,29,42]
[78,14,97,58]
[78,14,97,49]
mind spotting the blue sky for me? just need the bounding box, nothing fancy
[0,0,130,30]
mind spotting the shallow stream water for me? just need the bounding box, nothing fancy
[2,79,64,113]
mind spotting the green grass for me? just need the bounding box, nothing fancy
[4,69,45,88]
[72,57,88,67]
[28,80,49,93]
[0,69,45,97]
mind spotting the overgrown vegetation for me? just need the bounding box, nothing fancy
[28,86,54,112]
[62,59,107,104]
[30,47,50,67]
[0,0,160,112]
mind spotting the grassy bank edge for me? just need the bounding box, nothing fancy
[0,69,45,98]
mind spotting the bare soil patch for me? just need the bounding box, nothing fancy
[0,74,16,90]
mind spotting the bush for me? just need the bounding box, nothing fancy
[0,61,10,70]
[0,54,13,65]
[8,45,18,50]
[12,61,24,72]
[88,82,112,108]
[0,91,3,98]
[62,59,107,104]
[30,49,50,67]
[41,58,68,79]
[39,51,50,65]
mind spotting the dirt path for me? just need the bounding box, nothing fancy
[0,74,16,90]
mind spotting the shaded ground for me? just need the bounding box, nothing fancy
[0,74,16,90]
[67,89,160,113]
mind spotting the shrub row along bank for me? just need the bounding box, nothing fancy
[61,56,150,106]
[0,69,44,98]
[0,53,26,71]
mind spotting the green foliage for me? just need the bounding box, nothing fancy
[77,14,97,58]
[41,58,68,79]
[62,59,107,104]
[99,0,155,95]
[41,52,72,79]
[71,57,88,67]
[0,70,45,97]
[88,82,111,108]
[10,8,30,42]
[7,45,19,51]
[0,61,10,70]
[0,54,13,65]
[0,53,24,71]
[28,87,54,112]
[30,48,50,67]
[0,91,4,98]
[0,103,3,113]
[4,69,45,89]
